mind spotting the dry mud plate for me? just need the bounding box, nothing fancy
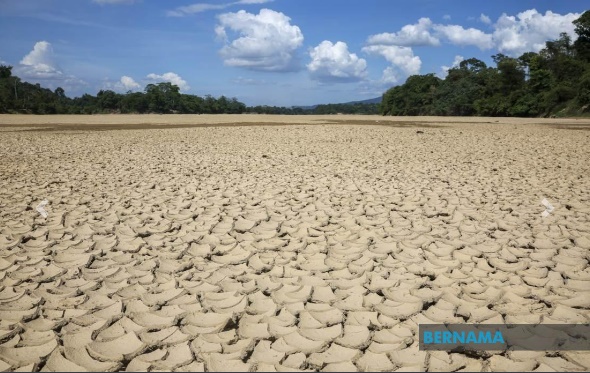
[0,114,589,372]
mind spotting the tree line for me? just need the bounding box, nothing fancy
[245,102,379,115]
[0,67,380,115]
[0,73,248,115]
[380,10,590,118]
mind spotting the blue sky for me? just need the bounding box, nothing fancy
[0,0,586,106]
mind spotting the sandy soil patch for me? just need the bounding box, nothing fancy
[1,113,590,128]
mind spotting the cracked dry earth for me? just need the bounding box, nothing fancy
[0,119,590,372]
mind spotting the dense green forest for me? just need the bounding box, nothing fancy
[381,11,590,117]
[0,70,248,114]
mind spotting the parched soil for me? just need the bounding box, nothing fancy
[0,115,589,371]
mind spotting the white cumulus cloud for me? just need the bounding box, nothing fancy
[363,9,579,60]
[13,41,86,92]
[367,17,491,50]
[216,9,304,72]
[433,24,494,50]
[146,72,190,92]
[18,41,64,79]
[120,76,140,90]
[380,66,400,85]
[307,41,367,83]
[363,45,421,84]
[362,45,421,76]
[104,75,141,92]
[367,18,440,47]
[492,9,581,56]
[440,55,464,77]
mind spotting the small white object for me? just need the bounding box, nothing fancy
[36,200,48,218]
[541,198,554,212]
[541,198,554,218]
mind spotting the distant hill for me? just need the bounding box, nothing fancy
[342,97,382,105]
[293,96,381,110]
[293,104,318,110]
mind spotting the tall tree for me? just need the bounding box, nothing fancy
[97,89,120,112]
[0,65,12,79]
[574,11,590,62]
